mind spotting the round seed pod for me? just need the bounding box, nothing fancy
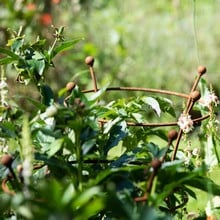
[85,56,94,67]
[167,130,178,143]
[190,90,201,102]
[0,154,13,168]
[66,82,76,92]
[151,158,162,171]
[197,66,206,75]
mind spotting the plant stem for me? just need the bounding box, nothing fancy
[75,132,83,191]
[48,37,58,56]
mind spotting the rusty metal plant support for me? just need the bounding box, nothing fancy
[1,55,210,208]
[83,57,210,203]
[84,57,208,156]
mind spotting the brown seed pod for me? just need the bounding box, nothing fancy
[0,154,13,168]
[167,130,178,143]
[190,90,201,102]
[197,66,206,75]
[85,56,95,67]
[151,158,162,171]
[66,82,76,92]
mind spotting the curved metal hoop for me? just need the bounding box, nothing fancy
[83,87,189,99]
[82,87,210,127]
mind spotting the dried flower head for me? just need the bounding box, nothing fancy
[199,91,219,109]
[177,113,194,133]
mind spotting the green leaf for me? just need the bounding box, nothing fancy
[105,192,134,220]
[82,139,96,155]
[155,97,176,117]
[7,37,24,52]
[0,122,17,138]
[142,97,161,117]
[87,84,109,102]
[0,57,16,65]
[61,183,75,205]
[52,38,84,58]
[103,117,122,134]
[34,153,78,178]
[0,47,20,59]
[16,96,45,111]
[17,205,33,219]
[31,39,46,50]
[131,112,144,123]
[40,84,54,106]
[205,135,218,167]
[91,166,145,186]
[184,176,220,195]
[107,141,126,160]
[199,78,209,97]
[184,186,197,199]
[72,186,101,207]
[139,206,171,220]
[47,138,64,158]
[77,195,105,220]
[104,121,128,155]
[147,142,162,158]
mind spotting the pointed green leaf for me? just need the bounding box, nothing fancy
[0,47,20,59]
[0,122,17,138]
[40,84,54,106]
[0,57,16,65]
[52,38,84,58]
[104,121,128,155]
[142,96,161,117]
[185,176,220,195]
[73,186,101,207]
[47,138,64,158]
[155,97,176,117]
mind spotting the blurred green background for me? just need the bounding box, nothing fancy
[1,0,220,97]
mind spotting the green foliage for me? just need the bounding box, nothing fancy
[0,6,220,219]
